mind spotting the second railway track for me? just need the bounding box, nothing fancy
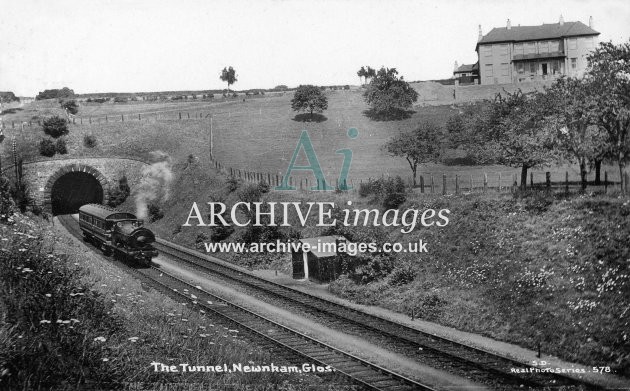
[59,215,434,391]
[153,239,601,391]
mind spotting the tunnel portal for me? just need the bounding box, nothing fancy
[51,172,104,215]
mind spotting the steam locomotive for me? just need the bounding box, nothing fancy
[78,204,158,266]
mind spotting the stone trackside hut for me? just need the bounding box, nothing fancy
[291,236,347,283]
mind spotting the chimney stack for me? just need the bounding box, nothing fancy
[478,25,483,41]
[454,61,459,72]
[559,14,564,26]
[507,19,511,30]
[589,15,594,28]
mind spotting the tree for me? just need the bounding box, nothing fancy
[587,41,630,193]
[0,91,19,103]
[290,85,328,120]
[36,87,74,100]
[42,116,68,138]
[357,66,366,85]
[363,67,418,120]
[384,122,443,187]
[60,99,78,115]
[461,90,558,189]
[544,77,606,191]
[365,66,376,83]
[220,66,237,92]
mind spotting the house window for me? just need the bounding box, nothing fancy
[501,63,509,76]
[529,62,537,74]
[568,38,577,50]
[517,63,525,74]
[482,45,492,57]
[484,64,493,76]
[539,41,549,53]
[571,58,577,70]
[525,42,536,54]
[549,40,560,52]
[513,43,523,55]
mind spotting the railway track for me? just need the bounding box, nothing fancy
[58,215,435,391]
[153,239,602,391]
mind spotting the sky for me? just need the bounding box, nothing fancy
[1,0,629,96]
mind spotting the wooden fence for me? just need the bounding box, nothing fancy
[211,159,629,195]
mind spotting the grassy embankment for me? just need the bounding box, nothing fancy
[145,158,630,377]
[0,213,351,390]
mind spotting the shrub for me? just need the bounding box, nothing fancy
[238,184,262,203]
[358,176,406,209]
[83,134,97,148]
[113,97,127,103]
[211,224,235,242]
[60,99,78,114]
[383,192,406,209]
[257,180,270,194]
[107,176,130,207]
[42,116,68,138]
[388,263,417,286]
[147,203,164,222]
[225,175,239,192]
[39,139,56,157]
[55,138,67,154]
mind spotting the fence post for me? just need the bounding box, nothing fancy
[456,175,460,194]
[604,171,608,193]
[420,175,424,193]
[546,172,551,189]
[187,113,190,119]
[430,175,434,194]
[483,173,488,193]
[106,115,108,122]
[498,173,502,192]
[138,114,141,120]
[470,174,473,192]
[565,171,569,194]
[530,172,534,189]
[179,112,182,120]
[625,173,630,194]
[89,117,92,124]
[80,117,82,124]
[442,174,447,195]
[121,114,124,122]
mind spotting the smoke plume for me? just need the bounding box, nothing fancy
[135,151,173,220]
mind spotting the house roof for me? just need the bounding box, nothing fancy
[454,63,479,74]
[477,21,599,49]
[298,235,346,258]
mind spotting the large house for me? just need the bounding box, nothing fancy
[476,16,599,85]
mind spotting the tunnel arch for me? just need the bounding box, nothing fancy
[44,164,109,215]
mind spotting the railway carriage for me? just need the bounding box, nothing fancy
[78,204,158,266]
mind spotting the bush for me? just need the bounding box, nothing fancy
[55,138,67,154]
[225,175,239,193]
[388,263,417,286]
[107,176,130,207]
[39,139,56,157]
[113,97,127,103]
[83,134,97,148]
[211,224,235,242]
[147,203,164,222]
[237,184,262,204]
[358,176,406,209]
[42,116,68,138]
[257,181,270,194]
[60,99,78,114]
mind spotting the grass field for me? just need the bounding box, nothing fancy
[1,86,622,185]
